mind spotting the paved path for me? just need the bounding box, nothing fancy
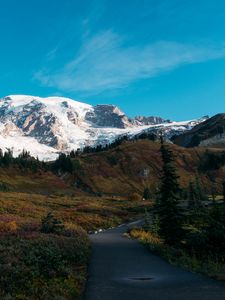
[83,221,225,300]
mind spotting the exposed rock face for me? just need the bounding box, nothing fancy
[0,122,22,137]
[85,105,132,128]
[200,133,225,147]
[172,114,225,148]
[131,116,171,125]
[0,95,207,160]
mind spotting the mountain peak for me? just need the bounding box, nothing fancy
[0,94,207,160]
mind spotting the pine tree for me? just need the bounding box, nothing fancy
[188,181,196,209]
[53,153,73,173]
[157,138,184,245]
[41,212,64,235]
[223,181,225,202]
[143,208,160,235]
[143,187,151,200]
[195,177,207,201]
[188,180,203,210]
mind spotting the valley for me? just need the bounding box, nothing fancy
[0,96,225,299]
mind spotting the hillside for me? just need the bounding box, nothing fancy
[172,113,225,148]
[52,139,225,196]
[0,139,224,198]
[0,138,224,299]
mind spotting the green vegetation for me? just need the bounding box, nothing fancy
[41,212,65,234]
[0,219,90,300]
[1,138,225,298]
[156,138,184,245]
[0,149,45,172]
[0,189,150,299]
[143,187,151,200]
[129,141,225,280]
[199,150,225,171]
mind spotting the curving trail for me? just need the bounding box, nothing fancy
[83,221,225,300]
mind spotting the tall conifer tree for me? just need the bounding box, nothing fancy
[157,137,183,245]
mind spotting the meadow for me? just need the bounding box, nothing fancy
[0,166,151,299]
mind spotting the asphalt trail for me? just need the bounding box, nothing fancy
[83,220,225,300]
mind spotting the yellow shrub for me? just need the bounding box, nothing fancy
[129,192,141,201]
[130,228,163,245]
[0,221,17,233]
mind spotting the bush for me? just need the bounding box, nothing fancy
[0,231,90,300]
[41,212,65,235]
[0,221,17,233]
[129,192,141,201]
[129,228,163,252]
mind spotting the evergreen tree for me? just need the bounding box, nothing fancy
[157,138,184,245]
[188,181,196,209]
[143,187,151,200]
[41,212,64,235]
[223,181,225,202]
[53,153,73,173]
[143,208,151,231]
[2,149,13,166]
[188,180,203,210]
[143,208,160,235]
[195,177,206,201]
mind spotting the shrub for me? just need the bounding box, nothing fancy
[41,212,64,235]
[0,231,90,300]
[0,221,17,233]
[129,192,141,201]
[129,228,163,251]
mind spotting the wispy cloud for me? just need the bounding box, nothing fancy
[34,30,225,96]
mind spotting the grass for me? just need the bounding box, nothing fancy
[0,191,151,231]
[129,228,225,281]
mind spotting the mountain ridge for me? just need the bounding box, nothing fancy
[0,94,207,160]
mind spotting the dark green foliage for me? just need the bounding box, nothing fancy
[143,208,151,231]
[0,148,43,172]
[195,177,207,201]
[156,138,184,245]
[143,187,151,200]
[41,212,65,235]
[199,150,225,171]
[223,181,225,202]
[188,179,205,210]
[0,231,90,300]
[204,204,225,254]
[184,181,225,259]
[107,155,118,166]
[0,182,9,192]
[185,204,225,257]
[52,153,73,173]
[188,181,197,209]
[189,134,201,147]
[143,208,159,235]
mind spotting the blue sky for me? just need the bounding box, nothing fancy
[1,0,225,120]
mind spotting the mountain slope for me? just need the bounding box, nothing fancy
[60,140,225,196]
[0,95,206,160]
[172,114,225,148]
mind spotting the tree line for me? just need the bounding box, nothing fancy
[0,149,45,172]
[144,138,225,259]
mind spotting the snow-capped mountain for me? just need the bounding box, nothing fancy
[0,95,207,160]
[131,116,172,126]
